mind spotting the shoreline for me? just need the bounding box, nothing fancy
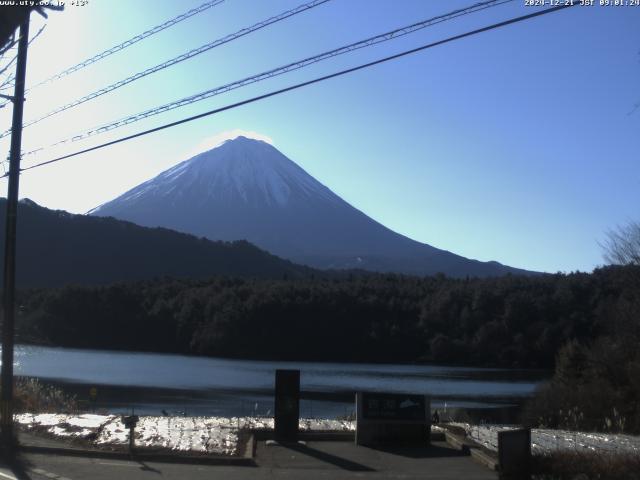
[14,345,545,419]
[16,413,356,457]
[16,412,640,459]
[22,376,532,422]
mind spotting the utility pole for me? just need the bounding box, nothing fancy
[1,14,30,451]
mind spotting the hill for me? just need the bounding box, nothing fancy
[0,198,313,287]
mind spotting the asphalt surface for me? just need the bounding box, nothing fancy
[0,440,497,479]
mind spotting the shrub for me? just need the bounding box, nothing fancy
[13,377,78,413]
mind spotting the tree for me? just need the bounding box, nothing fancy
[602,221,640,266]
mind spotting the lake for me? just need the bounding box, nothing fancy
[12,345,547,418]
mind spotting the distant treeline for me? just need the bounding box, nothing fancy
[15,266,638,369]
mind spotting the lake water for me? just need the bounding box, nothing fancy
[12,345,547,418]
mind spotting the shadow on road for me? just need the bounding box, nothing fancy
[368,442,468,459]
[5,454,33,480]
[281,442,375,472]
[136,459,162,474]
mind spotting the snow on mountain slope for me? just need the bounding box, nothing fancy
[107,137,339,208]
[90,136,533,277]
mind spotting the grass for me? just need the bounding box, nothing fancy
[13,377,78,413]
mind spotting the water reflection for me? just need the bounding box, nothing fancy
[13,344,547,417]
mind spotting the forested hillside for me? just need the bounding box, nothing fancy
[0,198,314,287]
[17,266,636,368]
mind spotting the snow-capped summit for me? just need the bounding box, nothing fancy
[90,136,532,277]
[141,136,339,208]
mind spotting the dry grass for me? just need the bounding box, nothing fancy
[532,450,640,480]
[13,377,78,413]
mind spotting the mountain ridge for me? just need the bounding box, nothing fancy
[1,198,315,288]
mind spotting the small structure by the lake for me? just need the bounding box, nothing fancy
[355,392,431,446]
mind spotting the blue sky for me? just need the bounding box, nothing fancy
[0,0,638,273]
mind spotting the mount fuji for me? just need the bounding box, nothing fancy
[89,136,532,277]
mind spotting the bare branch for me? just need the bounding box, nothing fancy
[0,24,47,105]
[28,24,46,47]
[602,221,640,266]
[0,34,16,57]
[0,53,18,78]
[0,72,14,89]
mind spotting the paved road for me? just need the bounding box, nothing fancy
[0,440,497,479]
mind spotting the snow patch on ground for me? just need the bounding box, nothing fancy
[16,414,355,456]
[18,414,637,457]
[16,413,113,437]
[98,416,239,454]
[452,423,640,455]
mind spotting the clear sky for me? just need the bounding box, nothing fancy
[0,0,638,274]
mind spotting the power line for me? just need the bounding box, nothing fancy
[0,0,226,110]
[18,0,514,152]
[2,0,331,136]
[10,3,577,178]
[32,0,227,88]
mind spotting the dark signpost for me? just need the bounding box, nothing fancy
[122,415,139,453]
[356,392,430,446]
[498,428,531,479]
[274,369,300,442]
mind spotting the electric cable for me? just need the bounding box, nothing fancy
[32,0,227,88]
[7,3,577,178]
[1,0,331,136]
[16,0,514,151]
[0,0,227,110]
